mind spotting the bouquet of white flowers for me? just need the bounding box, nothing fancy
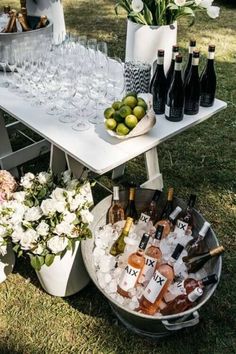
[0,171,94,271]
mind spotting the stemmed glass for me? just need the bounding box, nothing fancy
[107,57,125,103]
[0,44,10,88]
[87,75,107,124]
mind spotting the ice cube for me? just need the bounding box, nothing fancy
[112,267,122,279]
[108,279,117,293]
[116,294,125,305]
[104,273,112,283]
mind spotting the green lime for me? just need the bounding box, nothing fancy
[105,118,117,130]
[112,101,122,110]
[137,98,148,111]
[116,123,130,136]
[124,91,138,99]
[133,106,146,120]
[119,105,133,118]
[125,114,138,129]
[122,96,138,109]
[104,107,115,119]
[113,111,124,123]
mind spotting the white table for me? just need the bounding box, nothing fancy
[0,87,227,189]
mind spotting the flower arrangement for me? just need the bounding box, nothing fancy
[115,0,220,25]
[0,171,94,271]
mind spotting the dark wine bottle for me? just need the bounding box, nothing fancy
[160,187,174,220]
[125,186,138,220]
[143,190,162,223]
[186,221,211,256]
[177,274,218,295]
[200,45,216,107]
[149,49,167,114]
[165,54,184,122]
[184,39,196,83]
[184,50,200,115]
[183,245,224,273]
[166,45,179,90]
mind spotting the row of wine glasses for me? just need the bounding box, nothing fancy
[0,34,125,131]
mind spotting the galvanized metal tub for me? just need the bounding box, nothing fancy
[81,189,222,338]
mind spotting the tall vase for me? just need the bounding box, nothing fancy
[0,244,15,283]
[36,241,90,297]
[125,19,177,74]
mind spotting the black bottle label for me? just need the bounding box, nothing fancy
[184,101,199,115]
[200,94,215,107]
[165,105,183,121]
[153,98,165,114]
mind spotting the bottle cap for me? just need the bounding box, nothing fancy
[209,45,215,52]
[128,187,135,201]
[172,45,179,52]
[152,190,162,202]
[193,50,200,58]
[167,187,174,201]
[113,186,119,201]
[139,233,150,250]
[201,274,218,286]
[209,245,225,256]
[199,221,211,237]
[175,55,182,63]
[188,194,196,208]
[171,243,184,260]
[169,206,182,221]
[154,225,164,240]
[188,287,203,302]
[123,217,133,232]
[190,39,196,47]
[158,49,165,57]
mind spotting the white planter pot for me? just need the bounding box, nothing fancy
[0,244,15,283]
[36,241,90,297]
[125,19,177,74]
[26,0,66,44]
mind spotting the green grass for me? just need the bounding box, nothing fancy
[0,1,236,353]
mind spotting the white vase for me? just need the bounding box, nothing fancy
[125,19,177,74]
[0,244,15,283]
[36,241,90,297]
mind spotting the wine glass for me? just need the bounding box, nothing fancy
[87,76,107,124]
[107,57,125,102]
[0,44,10,88]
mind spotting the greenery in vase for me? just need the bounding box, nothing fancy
[0,171,94,271]
[115,0,220,25]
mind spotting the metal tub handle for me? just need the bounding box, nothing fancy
[162,311,199,331]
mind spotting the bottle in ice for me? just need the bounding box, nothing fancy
[186,221,211,256]
[160,187,174,220]
[125,186,138,221]
[142,190,162,223]
[166,45,179,90]
[139,243,184,315]
[200,45,216,107]
[149,49,167,114]
[35,15,48,29]
[17,13,31,31]
[138,225,164,285]
[2,9,17,33]
[184,50,201,115]
[161,287,203,315]
[117,233,150,298]
[174,194,196,236]
[176,274,218,295]
[184,39,196,83]
[165,54,185,122]
[183,245,224,273]
[155,206,182,237]
[108,186,125,224]
[110,217,133,256]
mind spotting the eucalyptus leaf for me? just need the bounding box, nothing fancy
[45,254,55,267]
[30,255,42,271]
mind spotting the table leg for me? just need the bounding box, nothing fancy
[112,164,126,180]
[141,147,163,190]
[49,144,67,175]
[65,155,88,179]
[0,110,18,177]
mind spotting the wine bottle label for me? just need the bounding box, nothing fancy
[176,280,187,294]
[192,58,199,66]
[189,47,195,54]
[165,106,183,121]
[139,256,158,284]
[175,219,189,236]
[165,105,170,117]
[143,270,168,304]
[139,213,151,225]
[157,57,164,65]
[174,63,182,71]
[208,52,215,60]
[172,52,178,60]
[118,264,141,291]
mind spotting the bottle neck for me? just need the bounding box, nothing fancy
[152,238,160,248]
[189,46,196,54]
[206,58,215,70]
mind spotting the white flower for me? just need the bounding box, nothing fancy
[207,5,220,18]
[11,226,25,243]
[54,221,74,236]
[174,0,186,6]
[13,191,26,203]
[51,188,66,202]
[20,173,35,189]
[38,172,51,185]
[0,242,7,256]
[69,194,85,212]
[20,229,38,250]
[24,206,42,222]
[47,236,68,254]
[80,209,94,224]
[10,204,27,224]
[0,225,7,237]
[36,220,49,236]
[62,170,71,185]
[131,0,144,12]
[41,199,56,215]
[80,183,93,205]
[33,244,44,255]
[54,201,66,213]
[199,0,213,8]
[63,212,76,224]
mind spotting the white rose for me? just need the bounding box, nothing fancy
[13,191,26,203]
[174,0,186,6]
[69,194,85,212]
[11,226,25,243]
[199,0,213,8]
[41,199,56,215]
[207,5,220,18]
[24,172,35,180]
[20,229,38,250]
[63,212,76,224]
[10,204,27,224]
[21,179,33,189]
[47,236,68,254]
[54,201,66,213]
[66,190,76,203]
[33,244,44,255]
[20,172,35,189]
[80,183,93,205]
[54,221,74,236]
[131,0,144,12]
[0,243,7,256]
[38,172,51,185]
[62,170,71,184]
[0,225,7,237]
[51,188,66,202]
[24,206,42,222]
[80,209,94,224]
[36,220,49,236]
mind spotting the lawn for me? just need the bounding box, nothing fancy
[0,1,236,353]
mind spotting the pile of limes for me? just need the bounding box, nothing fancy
[104,92,148,136]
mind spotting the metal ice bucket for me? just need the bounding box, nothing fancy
[81,189,222,338]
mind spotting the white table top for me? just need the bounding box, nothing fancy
[0,88,227,174]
